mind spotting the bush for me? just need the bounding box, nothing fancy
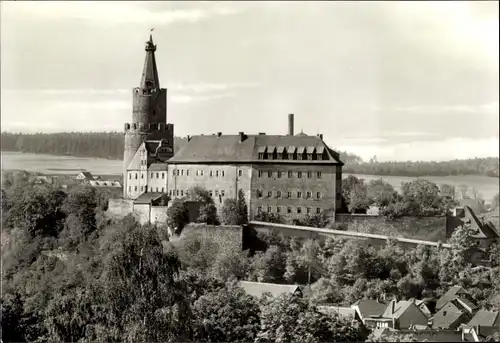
[167,199,190,231]
[254,212,285,224]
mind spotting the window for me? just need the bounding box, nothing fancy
[135,173,138,179]
[129,174,131,180]
[277,191,282,198]
[181,170,184,176]
[150,187,153,192]
[161,187,164,192]
[287,191,292,199]
[297,172,302,178]
[209,190,213,197]
[216,171,219,177]
[141,173,144,179]
[169,190,172,196]
[268,191,272,198]
[257,190,263,198]
[268,171,272,178]
[316,208,321,214]
[151,173,154,178]
[306,191,312,199]
[222,171,225,177]
[307,207,311,214]
[215,190,219,196]
[210,171,213,177]
[259,153,264,159]
[162,172,165,179]
[278,171,282,178]
[297,207,302,214]
[201,170,204,176]
[181,190,184,196]
[258,171,263,178]
[134,186,137,191]
[239,170,242,177]
[297,191,302,198]
[177,170,180,176]
[173,170,176,176]
[288,171,293,178]
[156,172,159,178]
[277,206,281,213]
[307,172,312,178]
[267,207,272,213]
[221,190,225,197]
[196,170,199,176]
[316,192,321,199]
[176,190,179,196]
[128,186,131,192]
[287,207,292,214]
[317,172,322,179]
[257,206,262,213]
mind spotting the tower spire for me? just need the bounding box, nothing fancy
[140,33,160,90]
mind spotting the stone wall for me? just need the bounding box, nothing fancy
[150,206,168,225]
[179,223,243,249]
[335,214,448,242]
[108,198,134,217]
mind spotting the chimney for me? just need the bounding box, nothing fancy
[217,132,222,138]
[391,299,396,315]
[239,131,246,142]
[187,135,191,142]
[319,133,323,140]
[258,132,266,135]
[288,113,294,136]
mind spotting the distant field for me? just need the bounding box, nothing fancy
[2,151,498,202]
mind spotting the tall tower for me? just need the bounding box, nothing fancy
[123,35,173,198]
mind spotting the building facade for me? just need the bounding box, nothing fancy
[123,36,344,221]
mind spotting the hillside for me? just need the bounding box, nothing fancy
[1,132,498,178]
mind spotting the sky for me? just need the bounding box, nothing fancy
[1,1,498,162]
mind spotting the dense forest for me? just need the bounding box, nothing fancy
[1,131,498,177]
[1,172,500,342]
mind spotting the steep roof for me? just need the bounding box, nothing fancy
[468,310,500,328]
[140,35,160,90]
[464,206,500,239]
[149,163,168,171]
[382,300,416,319]
[436,285,468,310]
[351,299,388,319]
[239,281,302,298]
[168,134,342,164]
[77,171,94,179]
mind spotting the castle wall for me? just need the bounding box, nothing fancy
[335,214,448,242]
[151,206,169,224]
[107,198,134,217]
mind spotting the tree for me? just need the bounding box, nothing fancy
[400,179,444,216]
[492,193,499,209]
[256,293,362,342]
[367,179,398,207]
[186,186,220,225]
[167,199,190,232]
[254,211,285,224]
[221,198,240,225]
[342,175,371,213]
[191,282,260,342]
[248,245,287,283]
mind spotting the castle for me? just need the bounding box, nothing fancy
[123,35,344,221]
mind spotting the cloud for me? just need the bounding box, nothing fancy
[4,2,241,25]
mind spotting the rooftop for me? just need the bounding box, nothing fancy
[239,281,302,299]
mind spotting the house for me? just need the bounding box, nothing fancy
[363,299,429,330]
[132,193,167,225]
[350,299,388,328]
[436,285,474,311]
[238,281,302,299]
[432,297,478,330]
[32,175,53,186]
[409,298,433,318]
[76,172,94,182]
[464,310,500,340]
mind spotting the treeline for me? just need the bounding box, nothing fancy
[1,132,498,177]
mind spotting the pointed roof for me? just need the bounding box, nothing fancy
[140,35,160,90]
[435,285,468,311]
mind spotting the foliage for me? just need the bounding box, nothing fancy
[492,193,499,209]
[256,293,363,342]
[191,281,261,342]
[254,211,285,224]
[186,186,220,225]
[292,212,330,228]
[167,198,190,231]
[220,190,248,225]
[367,178,398,207]
[342,175,371,213]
